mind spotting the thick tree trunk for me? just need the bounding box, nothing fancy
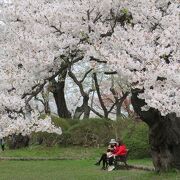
[52,70,71,118]
[131,89,180,171]
[53,88,71,118]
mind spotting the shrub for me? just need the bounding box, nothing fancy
[51,116,70,131]
[67,118,114,147]
[30,116,69,146]
[115,118,150,159]
[25,115,150,159]
[6,134,30,149]
[58,131,72,146]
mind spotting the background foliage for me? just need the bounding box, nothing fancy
[6,116,150,159]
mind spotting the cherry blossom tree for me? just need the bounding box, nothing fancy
[96,0,180,171]
[0,0,71,137]
[1,0,180,171]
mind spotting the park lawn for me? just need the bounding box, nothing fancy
[128,158,153,167]
[0,145,153,166]
[0,145,105,159]
[0,160,179,180]
[0,146,179,180]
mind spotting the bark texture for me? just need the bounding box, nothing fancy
[131,89,180,171]
[52,69,71,118]
[73,94,90,119]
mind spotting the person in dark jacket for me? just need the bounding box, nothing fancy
[108,140,127,171]
[94,139,118,170]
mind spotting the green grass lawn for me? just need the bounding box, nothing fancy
[0,160,179,180]
[128,158,153,167]
[0,145,105,159]
[0,146,179,180]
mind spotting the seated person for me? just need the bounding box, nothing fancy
[94,139,117,170]
[106,149,112,158]
[108,140,127,171]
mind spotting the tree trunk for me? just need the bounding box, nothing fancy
[116,102,122,119]
[41,89,50,115]
[73,95,90,119]
[74,106,84,119]
[131,89,180,171]
[52,69,71,118]
[93,72,108,118]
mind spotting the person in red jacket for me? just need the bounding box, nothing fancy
[108,140,127,171]
[114,143,127,156]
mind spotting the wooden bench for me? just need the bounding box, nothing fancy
[114,149,129,169]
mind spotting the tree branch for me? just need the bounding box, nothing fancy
[89,56,107,63]
[93,12,102,23]
[104,71,117,75]
[93,72,108,117]
[50,25,64,35]
[24,63,68,103]
[80,68,93,83]
[34,96,45,106]
[89,106,104,118]
[68,68,87,97]
[108,91,129,114]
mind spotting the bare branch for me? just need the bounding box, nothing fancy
[89,56,107,63]
[108,91,129,114]
[87,10,91,33]
[68,68,87,97]
[93,12,102,23]
[34,96,44,106]
[50,25,64,35]
[80,68,93,83]
[108,101,118,114]
[104,71,117,75]
[93,72,108,117]
[100,31,113,38]
[89,106,104,118]
[72,56,84,63]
